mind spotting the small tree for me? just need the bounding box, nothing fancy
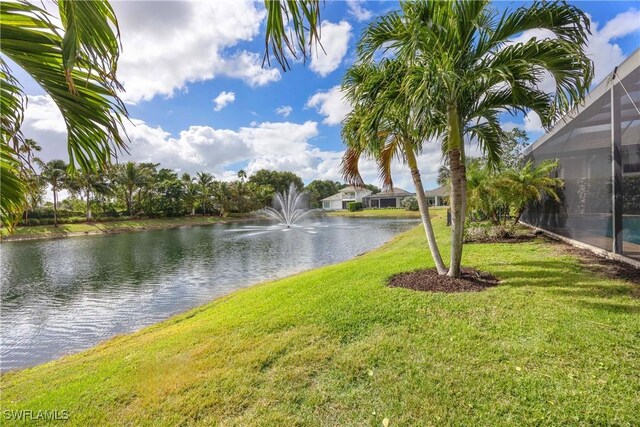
[40,160,68,227]
[401,196,419,211]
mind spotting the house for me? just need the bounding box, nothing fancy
[424,186,449,207]
[321,186,373,210]
[363,187,415,208]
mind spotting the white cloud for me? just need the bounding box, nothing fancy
[213,91,236,111]
[586,10,640,84]
[112,1,280,103]
[20,95,455,194]
[306,86,351,126]
[346,0,373,22]
[20,95,68,163]
[310,20,352,77]
[599,8,640,41]
[275,105,293,117]
[523,111,544,133]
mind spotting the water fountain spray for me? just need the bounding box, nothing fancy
[260,183,312,228]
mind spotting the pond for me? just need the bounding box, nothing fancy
[0,216,418,371]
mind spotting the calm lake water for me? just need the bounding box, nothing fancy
[0,217,418,371]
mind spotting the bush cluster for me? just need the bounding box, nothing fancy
[464,224,514,243]
[401,196,419,211]
[347,202,363,212]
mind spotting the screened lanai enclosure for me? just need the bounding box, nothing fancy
[522,49,640,262]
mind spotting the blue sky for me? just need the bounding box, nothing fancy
[19,0,640,190]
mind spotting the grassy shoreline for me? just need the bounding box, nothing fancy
[1,209,638,425]
[0,216,252,242]
[327,207,425,218]
[1,209,421,242]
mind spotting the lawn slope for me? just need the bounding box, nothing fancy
[1,211,639,426]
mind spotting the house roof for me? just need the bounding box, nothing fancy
[321,186,372,202]
[364,187,415,198]
[320,193,344,201]
[339,185,370,193]
[524,48,639,156]
[423,185,448,197]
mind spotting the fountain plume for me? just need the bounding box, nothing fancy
[260,183,312,227]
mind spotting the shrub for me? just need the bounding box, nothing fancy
[347,202,363,212]
[464,224,514,243]
[401,196,419,211]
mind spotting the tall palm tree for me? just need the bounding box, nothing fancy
[196,172,214,216]
[1,0,323,230]
[357,0,593,277]
[18,138,42,171]
[341,60,447,274]
[40,160,68,227]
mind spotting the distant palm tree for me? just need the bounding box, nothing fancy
[213,181,232,217]
[117,162,149,216]
[180,173,192,185]
[184,182,200,216]
[196,172,214,216]
[68,170,111,221]
[40,160,68,227]
[358,0,593,277]
[18,139,41,171]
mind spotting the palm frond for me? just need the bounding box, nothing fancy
[0,143,26,231]
[263,0,322,71]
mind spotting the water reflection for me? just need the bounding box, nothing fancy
[0,216,417,371]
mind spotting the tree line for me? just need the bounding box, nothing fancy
[16,141,380,227]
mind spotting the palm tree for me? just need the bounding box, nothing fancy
[116,162,148,216]
[504,160,563,225]
[184,183,199,217]
[357,0,593,277]
[465,159,502,224]
[18,139,42,171]
[196,172,214,216]
[40,160,68,227]
[341,60,447,274]
[68,170,111,221]
[1,0,323,230]
[213,181,232,217]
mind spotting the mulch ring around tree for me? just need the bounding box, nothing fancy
[388,268,500,293]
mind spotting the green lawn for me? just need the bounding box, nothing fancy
[1,210,639,426]
[0,216,239,240]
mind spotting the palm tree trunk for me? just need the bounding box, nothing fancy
[126,188,133,216]
[447,105,466,278]
[53,185,58,227]
[86,190,92,221]
[513,207,525,225]
[403,141,447,274]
